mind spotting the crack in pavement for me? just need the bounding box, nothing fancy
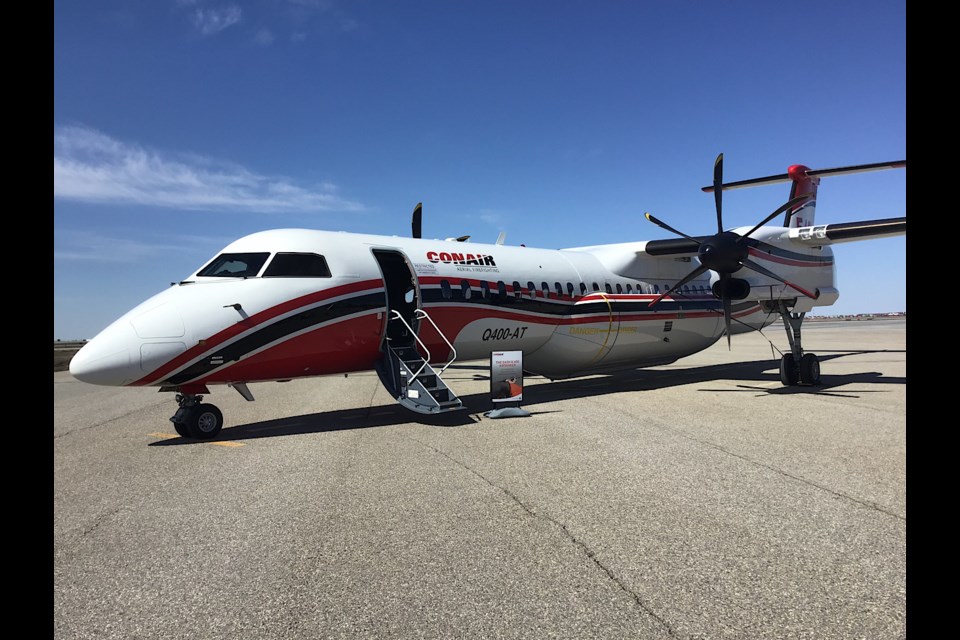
[54,399,172,440]
[402,433,678,638]
[82,507,123,537]
[676,434,906,521]
[593,397,906,522]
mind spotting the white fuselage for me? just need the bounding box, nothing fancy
[70,227,837,391]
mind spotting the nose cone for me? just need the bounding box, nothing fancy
[69,322,138,386]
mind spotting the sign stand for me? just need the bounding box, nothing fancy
[485,350,531,419]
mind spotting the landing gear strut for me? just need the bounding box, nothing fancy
[777,301,821,386]
[171,393,224,439]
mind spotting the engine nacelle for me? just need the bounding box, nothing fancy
[712,277,751,300]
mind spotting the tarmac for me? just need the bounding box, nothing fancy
[54,318,906,639]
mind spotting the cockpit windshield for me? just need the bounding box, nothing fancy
[263,253,332,277]
[196,253,270,278]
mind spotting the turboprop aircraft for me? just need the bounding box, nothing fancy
[69,154,906,439]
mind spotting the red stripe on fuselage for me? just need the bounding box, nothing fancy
[747,248,831,268]
[191,313,385,384]
[131,279,384,386]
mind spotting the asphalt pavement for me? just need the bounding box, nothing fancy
[54,319,906,639]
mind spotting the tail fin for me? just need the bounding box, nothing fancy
[785,165,818,228]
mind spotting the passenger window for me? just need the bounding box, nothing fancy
[592,282,600,292]
[616,283,623,294]
[481,281,490,299]
[440,279,452,300]
[580,283,587,296]
[498,281,507,298]
[555,282,563,298]
[262,253,332,278]
[198,252,270,278]
[654,284,660,294]
[567,282,575,298]
[527,281,537,300]
[626,284,633,294]
[541,282,550,298]
[604,283,613,294]
[513,281,522,300]
[461,280,472,300]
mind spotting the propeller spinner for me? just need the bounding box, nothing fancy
[645,153,815,349]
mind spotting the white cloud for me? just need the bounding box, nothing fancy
[479,210,504,226]
[53,126,366,214]
[254,27,275,45]
[54,230,211,263]
[192,5,242,35]
[287,0,332,8]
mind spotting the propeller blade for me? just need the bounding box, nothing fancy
[647,264,710,308]
[739,257,818,299]
[713,153,724,234]
[412,202,422,239]
[720,282,733,351]
[644,213,702,243]
[738,193,814,241]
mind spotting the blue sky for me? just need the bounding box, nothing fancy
[54,1,906,340]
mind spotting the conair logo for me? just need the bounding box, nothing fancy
[426,251,497,266]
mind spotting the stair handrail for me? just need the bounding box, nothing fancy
[389,310,431,383]
[414,309,458,376]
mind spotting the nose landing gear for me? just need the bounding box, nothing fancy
[171,393,224,439]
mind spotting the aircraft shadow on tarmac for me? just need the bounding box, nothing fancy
[150,350,904,445]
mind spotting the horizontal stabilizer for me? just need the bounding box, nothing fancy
[702,160,906,192]
[788,217,906,245]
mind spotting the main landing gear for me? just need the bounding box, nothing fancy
[171,393,224,439]
[776,301,821,387]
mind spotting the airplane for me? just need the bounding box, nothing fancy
[69,154,906,440]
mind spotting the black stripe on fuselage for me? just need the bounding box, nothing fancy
[417,287,724,315]
[163,291,384,385]
[164,285,751,386]
[744,238,833,264]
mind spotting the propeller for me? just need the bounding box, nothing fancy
[645,153,815,349]
[411,202,473,242]
[412,202,422,239]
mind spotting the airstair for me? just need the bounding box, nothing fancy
[375,309,463,414]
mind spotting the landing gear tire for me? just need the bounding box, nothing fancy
[187,404,224,440]
[172,420,191,438]
[799,353,821,386]
[780,354,800,386]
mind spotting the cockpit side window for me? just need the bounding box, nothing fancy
[263,253,332,278]
[197,253,270,278]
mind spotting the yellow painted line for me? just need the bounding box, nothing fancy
[148,432,246,447]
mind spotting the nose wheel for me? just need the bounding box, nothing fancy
[171,394,224,439]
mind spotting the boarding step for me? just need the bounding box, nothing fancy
[375,342,463,415]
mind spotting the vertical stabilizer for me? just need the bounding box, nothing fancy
[785,165,819,228]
